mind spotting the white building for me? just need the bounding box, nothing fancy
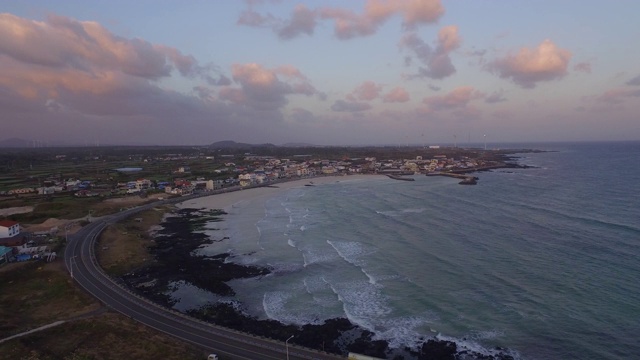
[0,220,20,238]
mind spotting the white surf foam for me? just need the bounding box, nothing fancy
[327,240,378,283]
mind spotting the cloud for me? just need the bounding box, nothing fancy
[437,25,461,52]
[238,0,445,40]
[573,62,591,74]
[0,13,327,145]
[626,74,640,86]
[383,87,410,102]
[348,81,382,101]
[0,12,221,106]
[331,99,372,112]
[399,32,432,63]
[0,14,209,81]
[278,5,317,39]
[423,86,483,111]
[290,107,316,123]
[207,74,232,86]
[485,90,507,104]
[400,25,461,80]
[218,86,246,103]
[593,88,640,105]
[229,63,318,110]
[237,8,275,28]
[488,39,572,88]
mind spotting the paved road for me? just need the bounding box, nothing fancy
[64,194,344,360]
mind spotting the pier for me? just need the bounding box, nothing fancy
[426,172,478,185]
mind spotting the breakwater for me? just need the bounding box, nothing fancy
[386,174,415,181]
[426,172,478,185]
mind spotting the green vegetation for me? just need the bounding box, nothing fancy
[97,207,169,277]
[0,251,203,360]
[0,261,98,339]
[0,313,203,360]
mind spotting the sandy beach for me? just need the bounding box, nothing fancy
[176,174,384,212]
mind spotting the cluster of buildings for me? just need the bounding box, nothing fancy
[220,154,490,187]
[0,178,94,196]
[0,220,56,266]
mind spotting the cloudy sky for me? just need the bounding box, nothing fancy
[1,0,639,146]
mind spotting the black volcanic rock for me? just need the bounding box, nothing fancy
[117,206,518,360]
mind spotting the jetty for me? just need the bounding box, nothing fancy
[426,172,478,185]
[386,174,415,181]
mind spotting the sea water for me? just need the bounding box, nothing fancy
[195,141,640,359]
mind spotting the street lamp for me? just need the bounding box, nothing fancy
[70,256,77,279]
[64,222,74,244]
[286,335,294,360]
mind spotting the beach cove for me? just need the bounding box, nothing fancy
[117,174,518,359]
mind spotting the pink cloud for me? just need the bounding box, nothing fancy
[232,63,278,87]
[423,86,483,111]
[383,87,410,102]
[0,13,340,145]
[239,0,444,40]
[437,25,461,52]
[488,39,572,88]
[275,64,307,79]
[0,12,218,104]
[228,63,319,110]
[321,0,444,39]
[348,81,382,101]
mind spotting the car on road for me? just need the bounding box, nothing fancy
[207,354,218,360]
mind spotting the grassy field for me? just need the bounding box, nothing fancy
[0,261,98,339]
[0,247,204,360]
[0,313,204,360]
[96,206,170,277]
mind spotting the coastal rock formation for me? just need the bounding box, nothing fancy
[118,207,516,360]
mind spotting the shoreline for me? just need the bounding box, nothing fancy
[116,173,517,359]
[176,174,385,213]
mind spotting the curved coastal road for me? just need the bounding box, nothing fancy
[64,194,343,360]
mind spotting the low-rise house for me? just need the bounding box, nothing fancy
[7,188,35,195]
[0,245,13,265]
[322,166,337,174]
[0,220,20,238]
[75,190,99,197]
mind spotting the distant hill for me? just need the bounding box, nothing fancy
[280,142,316,147]
[209,140,277,149]
[0,138,31,148]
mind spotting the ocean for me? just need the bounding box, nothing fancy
[179,141,640,359]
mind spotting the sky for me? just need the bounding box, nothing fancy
[1,0,639,146]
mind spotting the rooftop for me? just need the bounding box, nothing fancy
[0,220,18,228]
